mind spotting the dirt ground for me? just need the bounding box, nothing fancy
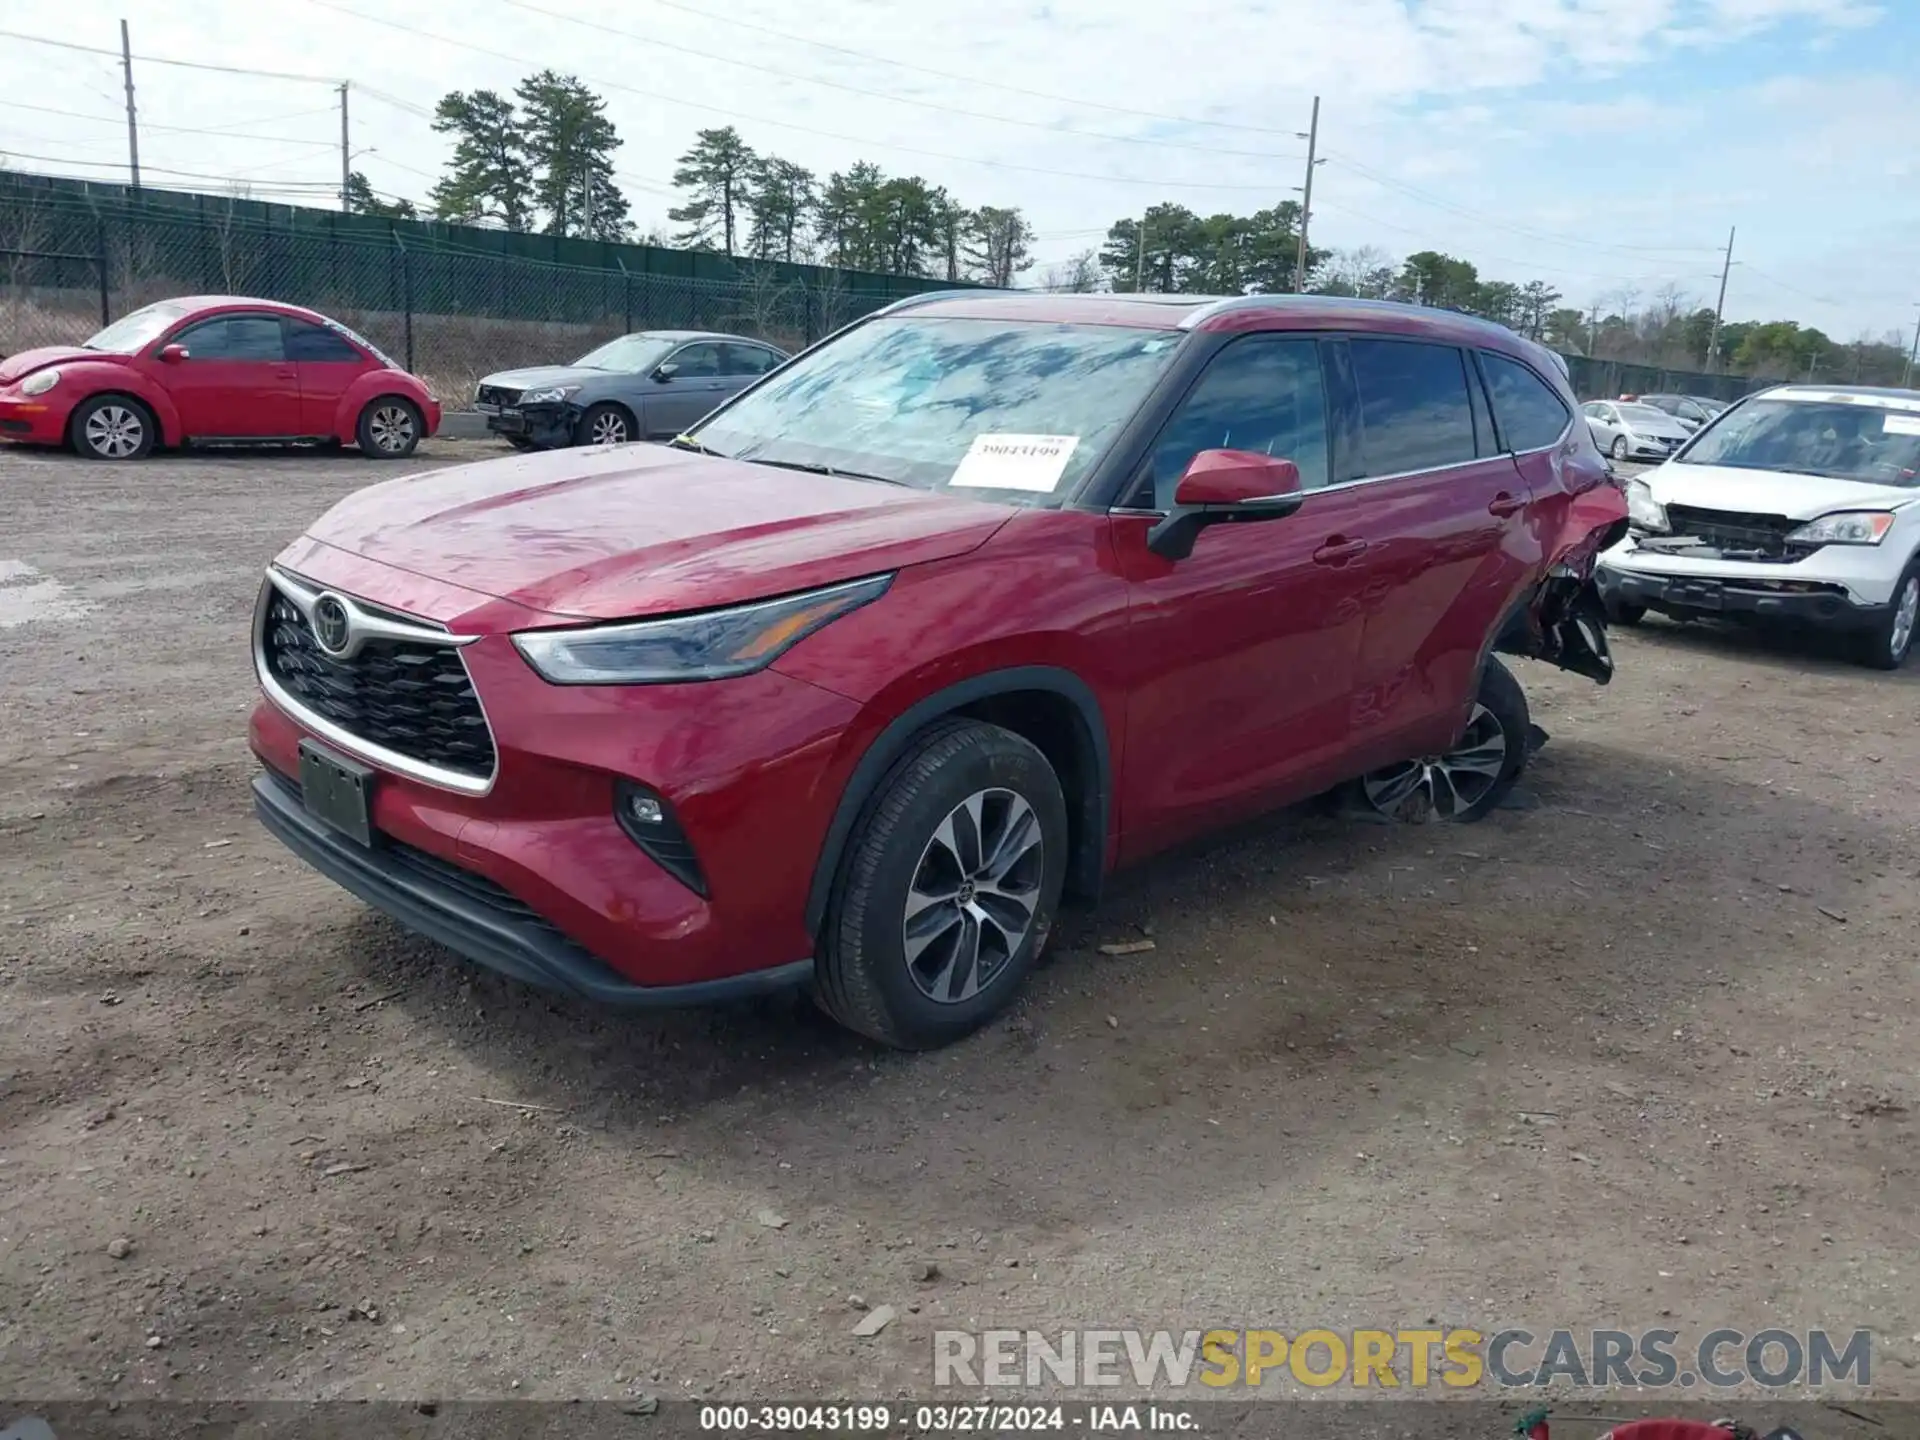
[1,442,1916,1413]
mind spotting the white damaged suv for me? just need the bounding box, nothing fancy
[1596,385,1920,669]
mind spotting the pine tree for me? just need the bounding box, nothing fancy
[964,206,1034,288]
[517,71,630,241]
[668,127,757,255]
[344,172,415,220]
[744,158,816,263]
[427,89,533,231]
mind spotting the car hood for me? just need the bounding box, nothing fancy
[1625,418,1693,440]
[291,443,1018,624]
[477,364,609,394]
[0,345,104,385]
[1638,461,1920,519]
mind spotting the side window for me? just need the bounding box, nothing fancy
[1480,352,1573,452]
[1347,339,1476,478]
[669,343,723,377]
[723,343,781,376]
[173,315,286,362]
[1145,337,1329,507]
[285,320,363,363]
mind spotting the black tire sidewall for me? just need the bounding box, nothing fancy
[1456,656,1532,821]
[356,398,423,458]
[70,394,154,460]
[575,403,633,447]
[1859,564,1920,670]
[828,724,1068,1049]
[1612,435,1628,459]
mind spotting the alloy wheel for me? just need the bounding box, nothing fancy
[1360,703,1510,822]
[901,788,1045,1005]
[1892,576,1919,663]
[84,405,144,459]
[367,404,416,453]
[590,411,629,445]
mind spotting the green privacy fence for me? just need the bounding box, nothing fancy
[1560,352,1762,404]
[0,170,964,398]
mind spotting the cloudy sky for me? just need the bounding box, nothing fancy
[3,0,1915,340]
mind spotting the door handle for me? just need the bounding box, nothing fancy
[1488,492,1526,517]
[1312,536,1369,566]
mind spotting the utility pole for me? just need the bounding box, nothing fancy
[1587,300,1600,357]
[1706,225,1735,373]
[1292,95,1321,293]
[338,83,350,211]
[1134,214,1146,293]
[119,19,140,190]
[1904,307,1920,389]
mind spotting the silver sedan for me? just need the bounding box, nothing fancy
[1581,399,1695,462]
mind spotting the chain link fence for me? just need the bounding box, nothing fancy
[1561,353,1760,405]
[0,177,937,405]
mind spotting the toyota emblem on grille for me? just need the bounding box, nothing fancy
[311,594,353,656]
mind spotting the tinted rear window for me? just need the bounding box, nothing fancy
[1349,340,1476,478]
[1480,352,1571,452]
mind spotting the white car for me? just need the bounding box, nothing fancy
[1582,399,1695,461]
[1596,385,1920,669]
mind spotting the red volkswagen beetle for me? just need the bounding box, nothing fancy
[0,296,441,461]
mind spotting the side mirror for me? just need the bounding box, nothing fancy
[1147,450,1306,561]
[652,362,679,382]
[157,343,189,363]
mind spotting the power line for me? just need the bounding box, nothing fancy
[632,0,1312,139]
[0,98,338,146]
[493,0,1302,162]
[0,149,342,189]
[301,0,1297,193]
[1323,150,1724,260]
[0,28,342,84]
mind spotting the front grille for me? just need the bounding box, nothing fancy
[1665,504,1807,560]
[476,384,519,407]
[261,592,496,781]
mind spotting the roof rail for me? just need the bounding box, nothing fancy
[875,288,1002,316]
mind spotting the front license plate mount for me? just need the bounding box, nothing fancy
[298,739,375,847]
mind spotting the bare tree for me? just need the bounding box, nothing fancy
[1037,249,1100,293]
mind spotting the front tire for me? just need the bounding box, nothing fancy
[69,394,155,461]
[1604,595,1646,626]
[356,397,423,459]
[1854,566,1919,671]
[815,719,1069,1050]
[1610,434,1629,461]
[1353,657,1531,824]
[576,402,634,447]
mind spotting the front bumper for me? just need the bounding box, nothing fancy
[1598,563,1890,631]
[478,401,578,448]
[253,769,812,1006]
[0,396,68,444]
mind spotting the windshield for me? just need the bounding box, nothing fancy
[85,301,191,353]
[575,334,677,372]
[692,316,1185,502]
[1678,399,1920,486]
[1618,404,1672,424]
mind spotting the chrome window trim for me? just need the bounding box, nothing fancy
[1106,450,1554,521]
[253,566,499,797]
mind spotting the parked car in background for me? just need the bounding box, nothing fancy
[1598,385,1920,668]
[473,330,789,450]
[1583,398,1694,460]
[250,292,1625,1049]
[0,296,439,461]
[1638,393,1727,432]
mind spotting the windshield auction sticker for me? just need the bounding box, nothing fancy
[950,434,1080,492]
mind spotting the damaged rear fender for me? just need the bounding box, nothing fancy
[1494,572,1616,684]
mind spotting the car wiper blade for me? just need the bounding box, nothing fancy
[737,454,908,486]
[666,434,719,455]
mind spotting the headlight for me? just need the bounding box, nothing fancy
[1785,511,1897,546]
[521,385,578,404]
[19,368,61,396]
[512,574,893,685]
[1625,479,1668,533]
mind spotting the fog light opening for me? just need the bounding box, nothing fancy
[614,780,709,898]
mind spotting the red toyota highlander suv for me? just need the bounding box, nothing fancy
[249,293,1626,1048]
